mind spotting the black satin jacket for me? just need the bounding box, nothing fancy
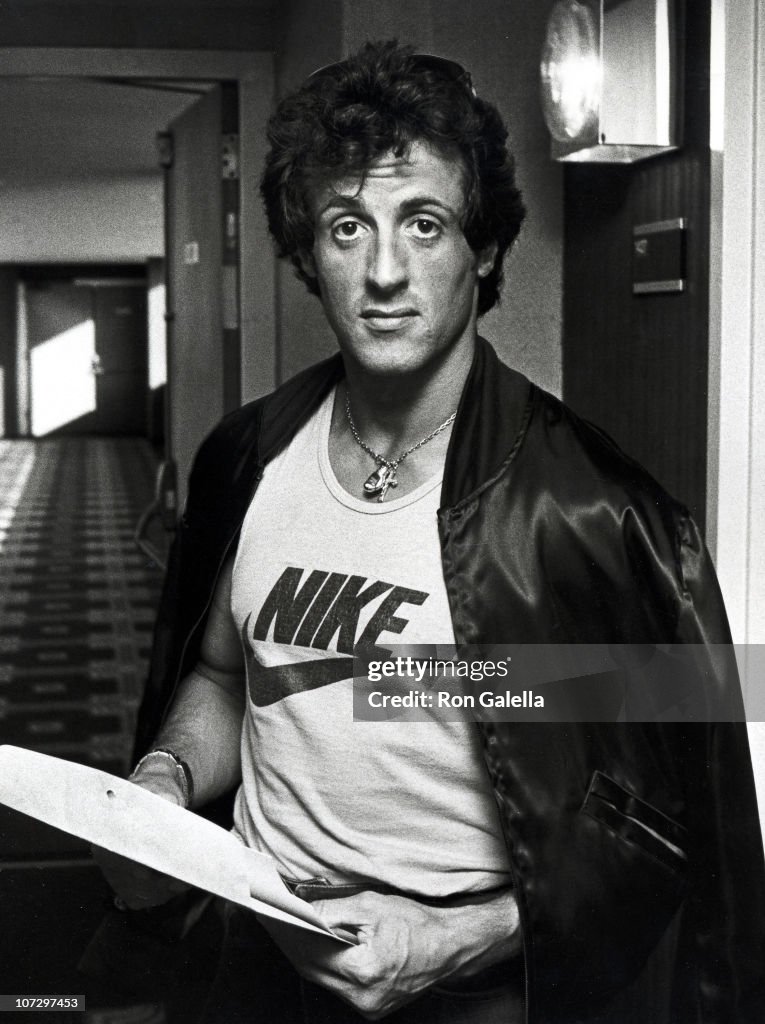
[135,337,765,1024]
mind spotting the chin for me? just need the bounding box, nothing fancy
[349,346,436,380]
[341,328,454,378]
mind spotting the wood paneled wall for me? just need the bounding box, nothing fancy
[563,0,711,529]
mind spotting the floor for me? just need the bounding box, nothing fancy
[0,437,210,1023]
[0,437,163,786]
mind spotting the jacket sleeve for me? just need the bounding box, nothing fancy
[671,513,765,1022]
[132,409,258,764]
[132,526,187,761]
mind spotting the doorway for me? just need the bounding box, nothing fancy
[22,268,149,437]
[0,49,274,1014]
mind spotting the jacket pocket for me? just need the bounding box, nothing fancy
[581,770,688,875]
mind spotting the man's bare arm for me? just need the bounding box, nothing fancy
[93,558,245,907]
[133,664,245,809]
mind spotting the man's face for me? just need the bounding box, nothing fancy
[303,141,495,379]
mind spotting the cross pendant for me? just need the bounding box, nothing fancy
[378,465,398,502]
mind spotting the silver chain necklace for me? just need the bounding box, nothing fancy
[344,393,456,502]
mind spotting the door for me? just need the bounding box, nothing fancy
[92,285,148,434]
[25,277,148,437]
[26,279,95,437]
[165,83,240,508]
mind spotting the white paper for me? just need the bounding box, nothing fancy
[0,745,347,941]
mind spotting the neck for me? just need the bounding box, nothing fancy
[341,337,475,451]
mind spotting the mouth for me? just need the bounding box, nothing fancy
[360,309,418,331]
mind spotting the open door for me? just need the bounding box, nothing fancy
[163,82,240,511]
[25,275,148,437]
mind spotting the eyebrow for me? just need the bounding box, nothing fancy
[399,196,460,217]
[316,194,460,218]
[317,194,364,217]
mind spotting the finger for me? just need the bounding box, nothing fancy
[308,910,362,945]
[92,846,151,880]
[116,892,162,911]
[311,895,365,925]
[129,864,186,887]
[313,895,381,934]
[113,876,189,910]
[93,847,181,887]
[330,926,362,945]
[94,849,188,906]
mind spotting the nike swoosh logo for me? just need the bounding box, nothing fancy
[248,656,355,707]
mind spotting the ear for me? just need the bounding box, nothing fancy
[477,242,498,279]
[297,247,317,279]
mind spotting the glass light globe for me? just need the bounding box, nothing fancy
[541,0,601,143]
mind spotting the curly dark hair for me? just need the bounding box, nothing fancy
[261,39,525,315]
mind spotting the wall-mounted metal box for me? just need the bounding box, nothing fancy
[541,0,681,163]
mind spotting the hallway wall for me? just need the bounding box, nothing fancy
[0,267,16,437]
[275,0,563,396]
[0,1,282,50]
[0,175,163,264]
[562,2,712,530]
[274,0,346,385]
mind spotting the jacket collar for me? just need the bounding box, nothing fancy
[256,335,534,510]
[442,335,534,509]
[257,352,345,465]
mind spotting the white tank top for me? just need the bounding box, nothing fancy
[230,387,511,896]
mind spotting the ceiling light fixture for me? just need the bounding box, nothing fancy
[540,0,681,163]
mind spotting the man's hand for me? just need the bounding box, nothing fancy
[91,762,191,910]
[261,889,521,1020]
[92,847,190,910]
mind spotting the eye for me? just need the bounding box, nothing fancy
[331,219,366,241]
[407,218,442,239]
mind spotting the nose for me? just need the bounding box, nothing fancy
[366,229,408,293]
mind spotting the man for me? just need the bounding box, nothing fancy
[99,40,765,1023]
